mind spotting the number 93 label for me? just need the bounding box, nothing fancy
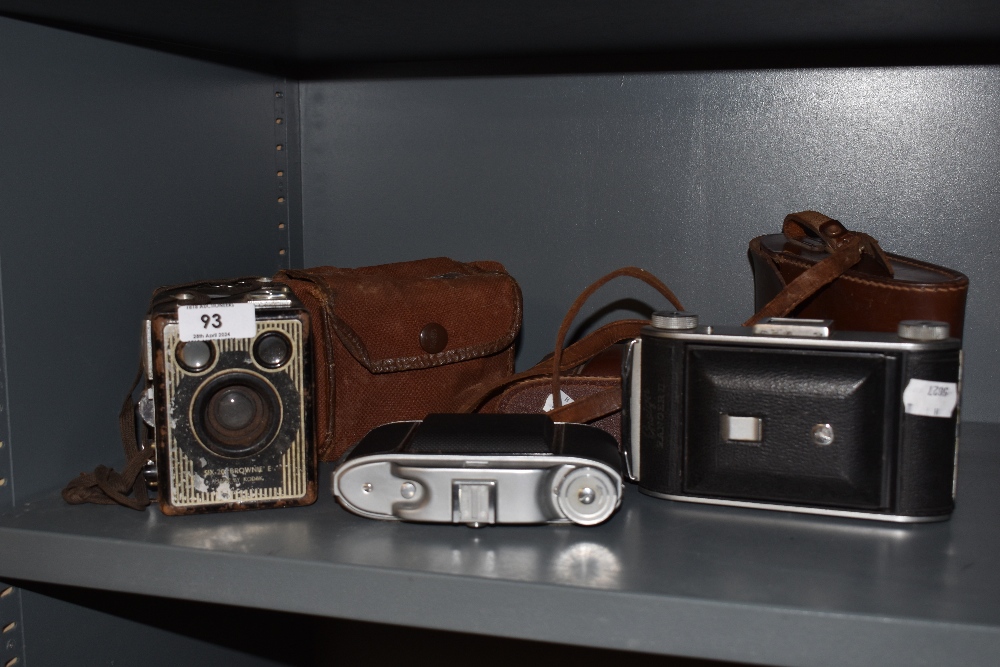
[178,303,257,342]
[902,379,959,418]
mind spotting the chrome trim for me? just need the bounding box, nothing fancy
[641,324,961,352]
[144,318,154,382]
[752,317,832,338]
[642,490,950,523]
[252,299,294,309]
[622,337,642,481]
[953,349,964,499]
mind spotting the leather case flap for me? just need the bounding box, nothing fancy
[292,258,521,374]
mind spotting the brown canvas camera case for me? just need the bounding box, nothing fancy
[747,210,969,336]
[276,258,522,461]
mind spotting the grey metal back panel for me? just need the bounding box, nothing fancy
[300,67,1000,422]
[0,17,294,500]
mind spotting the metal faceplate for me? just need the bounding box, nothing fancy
[333,454,623,526]
[159,319,309,508]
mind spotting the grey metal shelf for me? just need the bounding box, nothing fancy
[2,422,998,666]
[0,0,998,71]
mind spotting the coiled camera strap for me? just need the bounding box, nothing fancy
[61,368,153,510]
[459,266,684,426]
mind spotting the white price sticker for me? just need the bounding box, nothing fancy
[178,303,256,342]
[903,379,959,418]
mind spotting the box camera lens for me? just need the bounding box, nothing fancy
[175,340,214,372]
[192,371,281,458]
[253,331,292,368]
[143,278,316,514]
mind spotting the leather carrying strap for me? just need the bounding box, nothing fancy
[744,211,891,326]
[550,267,682,410]
[547,385,622,423]
[456,318,650,413]
[782,210,893,277]
[62,369,153,510]
[461,267,683,425]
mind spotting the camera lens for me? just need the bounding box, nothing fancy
[176,341,214,372]
[253,332,292,369]
[212,387,260,432]
[192,371,282,458]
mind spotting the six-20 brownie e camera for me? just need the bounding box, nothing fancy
[623,314,962,522]
[139,278,316,515]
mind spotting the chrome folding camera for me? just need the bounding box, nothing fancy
[623,314,962,523]
[333,414,623,526]
[140,277,316,515]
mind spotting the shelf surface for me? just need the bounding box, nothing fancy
[2,422,1000,666]
[1,1,999,71]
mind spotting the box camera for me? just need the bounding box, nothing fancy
[333,413,623,526]
[623,314,961,522]
[139,277,316,514]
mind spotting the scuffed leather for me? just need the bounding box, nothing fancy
[482,375,622,444]
[277,258,521,460]
[749,212,969,336]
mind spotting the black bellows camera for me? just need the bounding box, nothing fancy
[623,314,961,522]
[139,278,316,514]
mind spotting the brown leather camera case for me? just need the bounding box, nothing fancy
[276,258,521,461]
[748,211,969,336]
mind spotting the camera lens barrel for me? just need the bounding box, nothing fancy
[176,341,214,372]
[253,332,292,368]
[209,386,263,432]
[191,370,282,458]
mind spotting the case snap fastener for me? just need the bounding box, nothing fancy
[419,323,448,353]
[820,220,846,237]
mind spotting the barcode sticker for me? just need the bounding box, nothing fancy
[902,379,958,418]
[178,303,256,342]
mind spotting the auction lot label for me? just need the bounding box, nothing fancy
[178,303,256,341]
